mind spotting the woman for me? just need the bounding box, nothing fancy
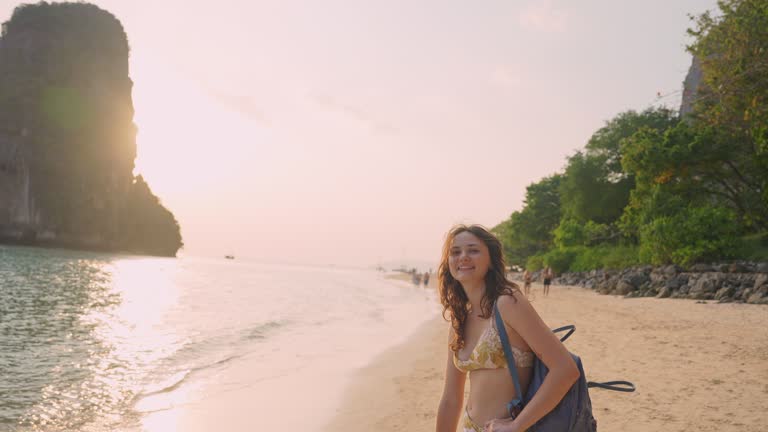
[435,225,579,432]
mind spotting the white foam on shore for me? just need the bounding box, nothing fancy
[122,270,440,431]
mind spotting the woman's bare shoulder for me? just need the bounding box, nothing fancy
[497,291,528,308]
[497,291,537,323]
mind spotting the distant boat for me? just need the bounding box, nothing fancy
[224,255,235,260]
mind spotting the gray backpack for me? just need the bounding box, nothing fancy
[494,303,635,431]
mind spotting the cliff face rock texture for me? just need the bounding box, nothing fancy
[0,2,182,256]
[680,56,703,117]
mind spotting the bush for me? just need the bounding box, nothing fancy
[525,254,545,271]
[559,245,641,272]
[543,248,578,274]
[524,245,641,273]
[568,246,605,271]
[554,218,618,250]
[639,205,741,266]
[554,218,585,248]
[737,232,768,261]
[583,221,613,245]
[601,245,642,268]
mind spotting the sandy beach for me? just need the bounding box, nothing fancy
[324,278,768,432]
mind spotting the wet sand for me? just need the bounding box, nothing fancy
[324,281,768,432]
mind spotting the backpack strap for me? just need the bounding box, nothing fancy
[551,326,637,393]
[552,325,575,342]
[587,380,636,392]
[493,302,525,416]
[495,304,636,412]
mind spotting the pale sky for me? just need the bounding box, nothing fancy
[1,1,718,267]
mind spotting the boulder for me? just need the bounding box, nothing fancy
[650,270,666,286]
[728,263,748,273]
[747,293,768,304]
[665,275,688,290]
[537,263,768,305]
[714,286,735,301]
[615,280,636,296]
[663,264,681,277]
[754,274,768,290]
[690,263,714,273]
[626,272,650,289]
[689,273,724,299]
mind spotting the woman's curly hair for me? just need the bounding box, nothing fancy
[438,224,520,353]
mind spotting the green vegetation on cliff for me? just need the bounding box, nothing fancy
[0,2,182,256]
[494,0,768,271]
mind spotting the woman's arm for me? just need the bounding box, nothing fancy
[488,294,580,432]
[436,328,467,432]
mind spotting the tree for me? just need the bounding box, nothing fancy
[559,109,678,225]
[495,174,562,266]
[639,205,741,266]
[687,0,768,224]
[120,175,183,256]
[621,113,768,234]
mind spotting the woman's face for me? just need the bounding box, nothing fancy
[448,231,491,284]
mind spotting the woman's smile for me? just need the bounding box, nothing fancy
[449,232,491,282]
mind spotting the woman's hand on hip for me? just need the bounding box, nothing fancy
[484,417,520,432]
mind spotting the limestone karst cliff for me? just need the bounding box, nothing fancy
[0,2,182,256]
[680,56,703,117]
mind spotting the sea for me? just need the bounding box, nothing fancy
[0,245,440,431]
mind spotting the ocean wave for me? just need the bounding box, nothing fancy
[241,320,286,341]
[191,353,241,372]
[162,319,287,366]
[139,369,192,397]
[138,353,241,399]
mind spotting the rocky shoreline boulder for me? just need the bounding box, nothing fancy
[515,261,768,304]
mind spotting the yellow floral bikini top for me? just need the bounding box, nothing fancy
[453,316,534,372]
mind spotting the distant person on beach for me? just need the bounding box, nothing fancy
[423,271,430,287]
[435,225,579,432]
[522,269,532,297]
[542,267,553,297]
